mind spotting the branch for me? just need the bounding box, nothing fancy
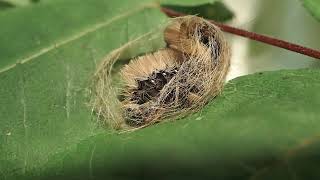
[161,7,320,60]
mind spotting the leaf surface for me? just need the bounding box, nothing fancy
[6,69,320,179]
[53,69,320,180]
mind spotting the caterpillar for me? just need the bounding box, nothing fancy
[92,16,231,129]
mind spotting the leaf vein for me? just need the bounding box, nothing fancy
[89,144,96,179]
[19,70,27,174]
[65,64,71,120]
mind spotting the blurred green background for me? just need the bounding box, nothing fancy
[224,0,320,80]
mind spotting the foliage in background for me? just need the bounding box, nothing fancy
[247,0,320,75]
[0,0,34,7]
[0,1,13,10]
[303,0,320,21]
[163,1,234,22]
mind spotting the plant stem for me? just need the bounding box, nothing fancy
[161,7,320,60]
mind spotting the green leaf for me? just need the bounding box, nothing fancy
[302,0,320,21]
[8,69,320,179]
[0,1,14,10]
[161,0,216,6]
[163,1,234,22]
[0,0,33,6]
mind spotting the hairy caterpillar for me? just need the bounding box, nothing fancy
[92,16,230,129]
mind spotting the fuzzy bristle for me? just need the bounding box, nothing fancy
[121,49,181,87]
[120,16,230,127]
[91,16,231,129]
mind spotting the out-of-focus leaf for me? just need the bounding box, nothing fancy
[161,0,217,6]
[0,1,13,10]
[163,1,234,22]
[302,0,320,21]
[1,0,32,6]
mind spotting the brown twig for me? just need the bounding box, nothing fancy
[161,7,320,60]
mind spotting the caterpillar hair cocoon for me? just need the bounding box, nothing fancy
[91,16,231,130]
